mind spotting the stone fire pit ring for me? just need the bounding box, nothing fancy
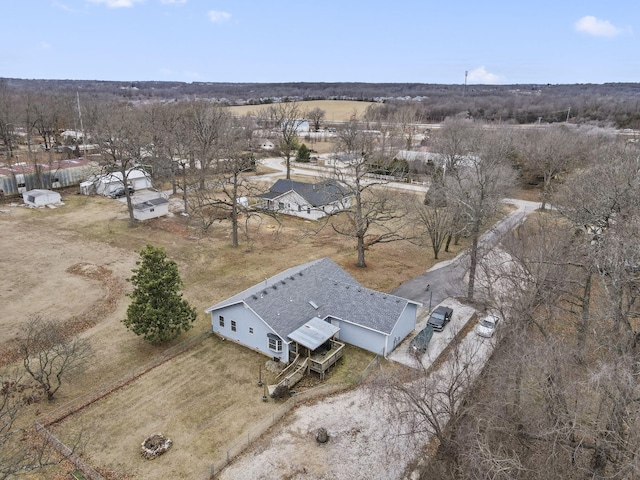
[141,433,172,459]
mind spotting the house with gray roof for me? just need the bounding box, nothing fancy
[205,258,420,363]
[260,179,352,221]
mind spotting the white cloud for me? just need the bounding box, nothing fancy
[53,2,75,12]
[88,0,143,8]
[207,10,231,23]
[575,16,626,37]
[160,0,187,4]
[467,67,501,84]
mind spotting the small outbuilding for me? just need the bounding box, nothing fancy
[133,197,169,221]
[22,189,62,207]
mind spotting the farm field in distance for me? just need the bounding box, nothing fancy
[0,170,473,479]
[227,99,376,122]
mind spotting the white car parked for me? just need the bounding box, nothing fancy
[476,314,500,338]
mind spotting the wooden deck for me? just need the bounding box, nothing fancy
[309,340,345,376]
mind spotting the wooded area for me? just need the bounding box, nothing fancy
[2,78,640,479]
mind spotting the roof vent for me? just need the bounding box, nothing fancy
[262,290,268,295]
[281,280,286,285]
[272,285,277,290]
[308,300,319,310]
[299,272,304,277]
[252,295,258,300]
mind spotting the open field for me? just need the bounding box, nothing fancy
[227,100,376,123]
[0,176,474,478]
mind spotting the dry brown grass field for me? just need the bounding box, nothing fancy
[0,170,475,479]
[227,99,376,123]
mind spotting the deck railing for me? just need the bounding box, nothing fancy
[309,340,345,374]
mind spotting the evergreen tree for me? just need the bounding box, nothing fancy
[124,244,197,343]
[296,143,311,162]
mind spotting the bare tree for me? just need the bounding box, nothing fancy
[327,119,408,267]
[188,113,261,245]
[19,315,92,401]
[410,194,454,260]
[307,107,325,132]
[267,102,301,180]
[0,369,74,479]
[374,327,485,474]
[91,101,151,226]
[517,125,592,210]
[189,100,227,190]
[446,125,516,300]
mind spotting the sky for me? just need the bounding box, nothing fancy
[2,0,638,85]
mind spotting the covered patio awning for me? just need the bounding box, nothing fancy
[288,317,340,350]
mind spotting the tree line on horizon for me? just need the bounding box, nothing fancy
[2,77,640,128]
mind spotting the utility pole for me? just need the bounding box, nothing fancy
[566,107,571,123]
[463,71,468,97]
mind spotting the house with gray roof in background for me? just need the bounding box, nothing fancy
[260,179,353,220]
[205,258,420,364]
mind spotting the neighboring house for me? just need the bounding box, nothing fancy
[22,189,62,207]
[205,258,420,363]
[82,169,152,196]
[60,130,83,142]
[282,119,310,133]
[260,179,352,221]
[133,197,169,221]
[260,140,275,150]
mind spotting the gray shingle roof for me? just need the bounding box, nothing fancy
[205,258,418,340]
[261,179,351,206]
[133,197,169,211]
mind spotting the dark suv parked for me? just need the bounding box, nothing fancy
[109,186,134,198]
[426,305,453,332]
[409,324,434,356]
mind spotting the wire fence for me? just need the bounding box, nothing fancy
[36,332,209,428]
[34,420,105,480]
[207,348,385,478]
[32,331,384,480]
[33,331,210,480]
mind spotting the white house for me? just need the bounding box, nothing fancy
[22,189,62,207]
[260,140,275,150]
[83,169,152,196]
[260,179,353,221]
[205,258,420,363]
[133,197,169,221]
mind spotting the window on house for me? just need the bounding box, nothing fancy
[231,320,237,332]
[268,334,282,352]
[307,207,311,214]
[249,327,254,334]
[149,208,154,212]
[278,201,285,209]
[219,316,224,327]
[298,205,302,212]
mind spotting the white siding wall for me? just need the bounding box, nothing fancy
[133,204,169,221]
[328,317,387,356]
[386,303,418,353]
[210,303,289,362]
